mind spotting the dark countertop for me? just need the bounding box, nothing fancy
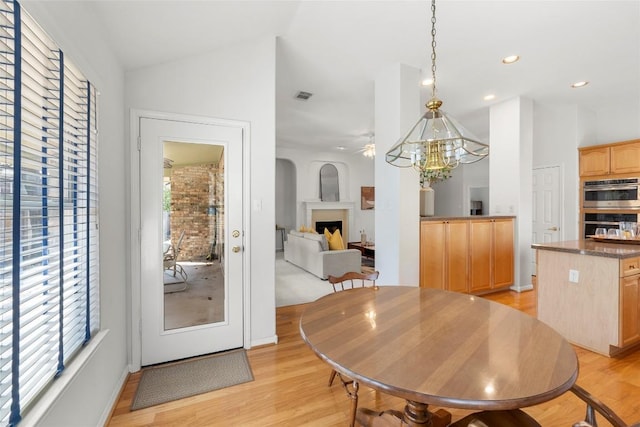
[532,239,640,259]
[420,215,516,221]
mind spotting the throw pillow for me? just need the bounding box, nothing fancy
[324,228,344,250]
[299,225,318,234]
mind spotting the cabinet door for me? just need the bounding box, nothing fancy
[469,220,492,292]
[420,221,446,289]
[446,221,469,293]
[579,147,610,177]
[620,275,640,347]
[493,219,514,288]
[611,142,640,174]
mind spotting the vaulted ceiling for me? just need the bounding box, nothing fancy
[86,1,639,154]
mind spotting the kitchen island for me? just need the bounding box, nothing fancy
[533,239,640,356]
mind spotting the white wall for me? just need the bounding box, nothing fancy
[20,2,128,426]
[490,97,534,292]
[532,103,588,241]
[125,38,278,348]
[275,158,296,249]
[275,147,375,242]
[595,100,640,145]
[375,64,421,286]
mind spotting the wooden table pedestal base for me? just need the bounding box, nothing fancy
[355,401,451,427]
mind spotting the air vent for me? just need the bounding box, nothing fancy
[295,91,313,100]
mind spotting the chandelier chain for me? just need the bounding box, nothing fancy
[383,0,489,177]
[430,0,437,98]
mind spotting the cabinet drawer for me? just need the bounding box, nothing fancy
[621,257,640,277]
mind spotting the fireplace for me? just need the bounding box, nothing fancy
[315,221,342,235]
[304,201,355,242]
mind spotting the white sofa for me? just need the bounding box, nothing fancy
[284,230,361,279]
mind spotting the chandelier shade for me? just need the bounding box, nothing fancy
[385,99,489,171]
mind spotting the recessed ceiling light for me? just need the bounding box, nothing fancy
[502,55,520,64]
[571,81,589,88]
[336,146,346,151]
[483,94,496,101]
[421,78,434,86]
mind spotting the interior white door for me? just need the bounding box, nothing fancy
[140,117,244,366]
[532,166,561,276]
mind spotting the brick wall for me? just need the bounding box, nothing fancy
[169,161,223,260]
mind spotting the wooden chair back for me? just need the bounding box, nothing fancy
[570,384,632,427]
[327,271,379,292]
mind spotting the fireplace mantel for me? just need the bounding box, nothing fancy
[304,201,355,241]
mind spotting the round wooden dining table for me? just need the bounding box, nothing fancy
[299,286,578,426]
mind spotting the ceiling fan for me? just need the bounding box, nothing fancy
[356,134,375,158]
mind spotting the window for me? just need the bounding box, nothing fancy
[0,1,100,425]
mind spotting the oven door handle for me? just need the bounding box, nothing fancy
[584,185,638,191]
[584,221,621,226]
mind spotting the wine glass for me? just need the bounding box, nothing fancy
[594,228,606,237]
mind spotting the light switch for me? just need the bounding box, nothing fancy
[569,269,579,283]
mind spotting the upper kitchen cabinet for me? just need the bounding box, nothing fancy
[579,139,640,178]
[579,146,610,176]
[611,142,640,174]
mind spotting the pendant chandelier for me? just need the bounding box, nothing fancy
[385,0,488,173]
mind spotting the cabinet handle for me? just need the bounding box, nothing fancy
[547,226,559,231]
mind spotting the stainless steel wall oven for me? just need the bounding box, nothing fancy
[583,212,640,238]
[583,178,640,208]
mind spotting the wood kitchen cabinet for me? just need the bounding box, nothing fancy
[611,143,640,174]
[493,218,515,287]
[620,257,640,347]
[579,146,610,177]
[419,220,468,292]
[469,220,491,292]
[469,218,514,293]
[420,217,513,294]
[420,221,446,289]
[579,139,640,177]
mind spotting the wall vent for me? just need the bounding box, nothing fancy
[295,91,313,100]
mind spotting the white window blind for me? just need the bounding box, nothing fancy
[0,1,100,425]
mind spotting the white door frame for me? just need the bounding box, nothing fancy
[128,109,251,372]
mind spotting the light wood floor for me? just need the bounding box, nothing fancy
[107,289,640,426]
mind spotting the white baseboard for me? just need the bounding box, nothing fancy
[510,284,534,292]
[100,365,131,425]
[250,334,278,348]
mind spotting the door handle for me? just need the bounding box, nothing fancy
[232,246,241,253]
[547,226,559,231]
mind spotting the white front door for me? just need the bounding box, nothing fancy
[532,166,562,276]
[139,117,244,366]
